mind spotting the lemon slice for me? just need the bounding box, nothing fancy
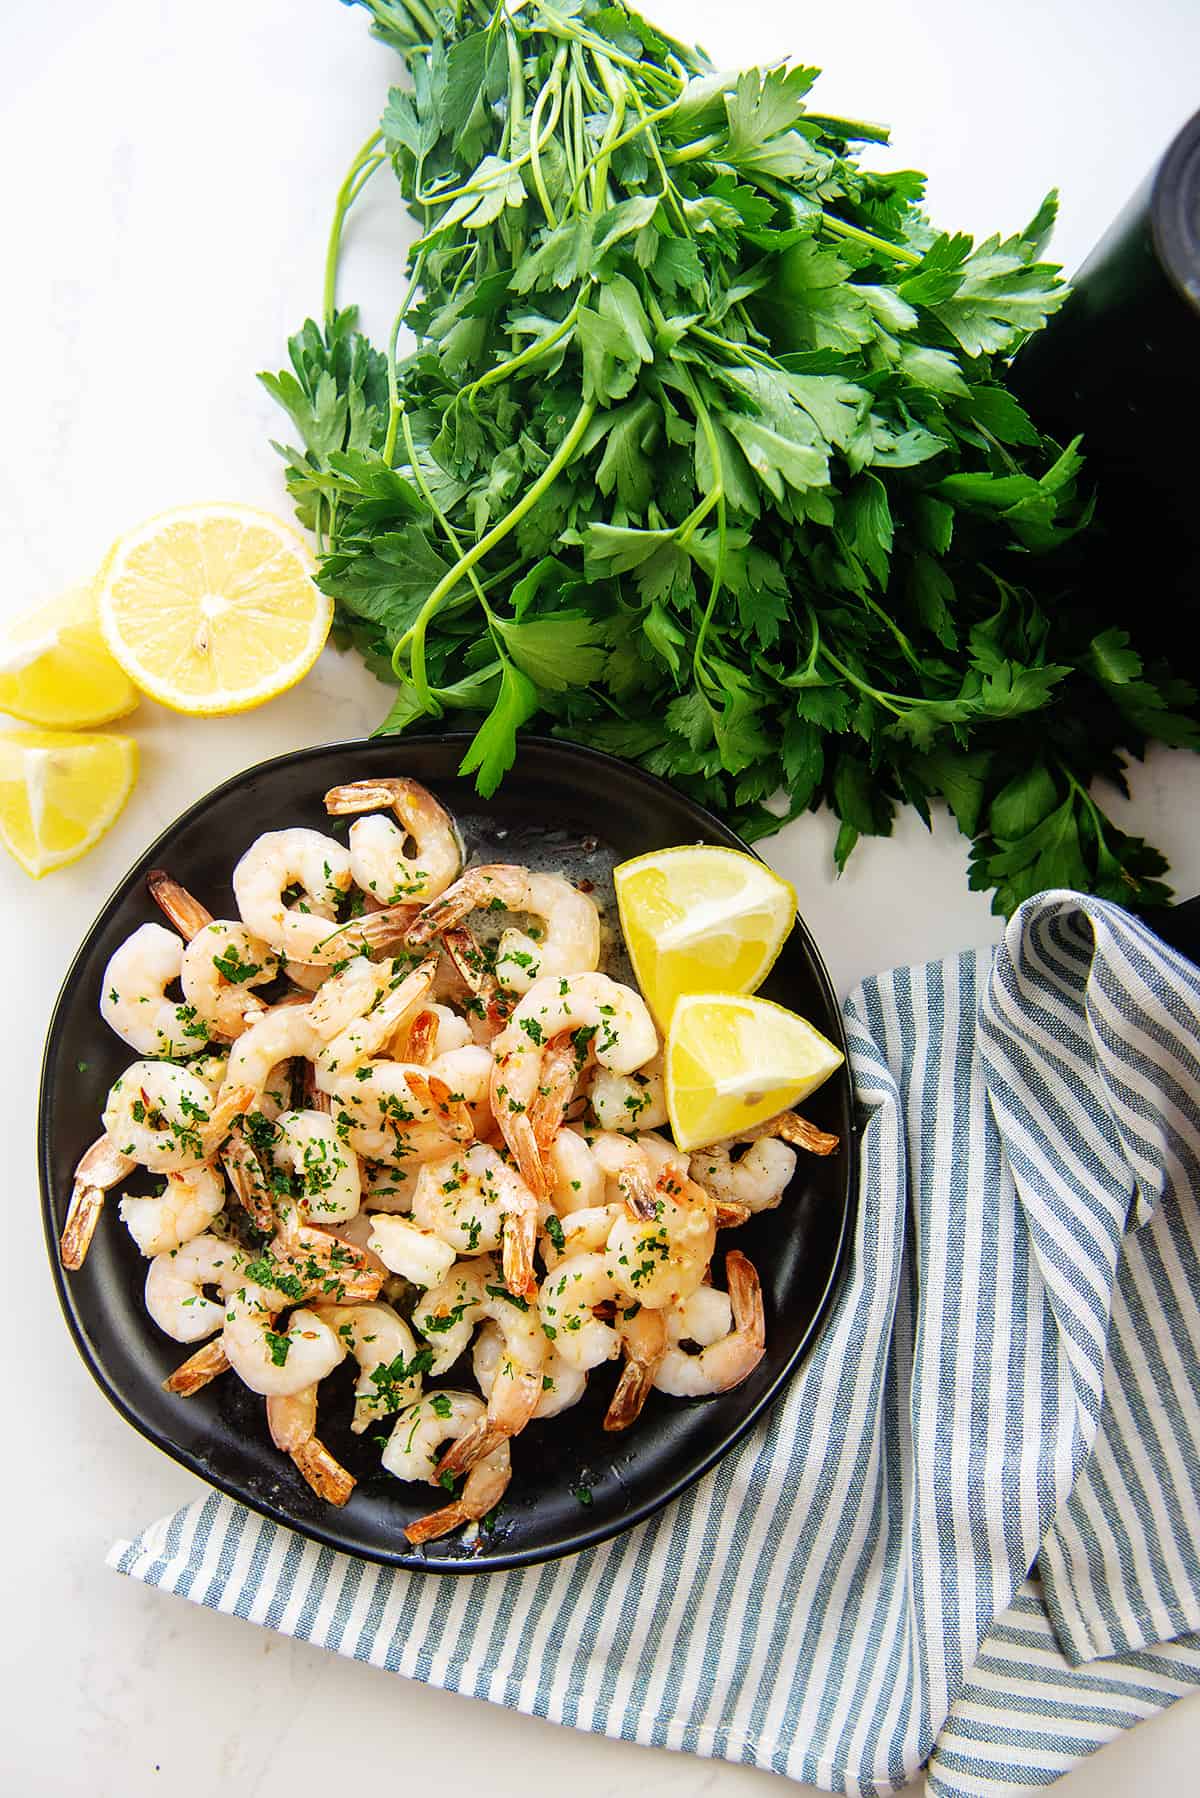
[665,991,844,1151]
[614,844,797,1029]
[0,582,138,728]
[96,504,331,715]
[0,728,137,877]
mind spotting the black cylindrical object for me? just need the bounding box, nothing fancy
[1011,108,1200,656]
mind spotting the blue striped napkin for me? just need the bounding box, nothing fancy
[110,891,1200,1795]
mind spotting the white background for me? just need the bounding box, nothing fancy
[3,2,1199,1792]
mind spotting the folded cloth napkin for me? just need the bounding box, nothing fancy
[111,891,1200,1796]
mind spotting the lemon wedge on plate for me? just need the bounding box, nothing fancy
[614,844,796,1030]
[665,991,844,1152]
[0,729,137,877]
[0,583,138,728]
[96,503,331,715]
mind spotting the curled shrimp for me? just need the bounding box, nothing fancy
[313,953,440,1076]
[604,1304,668,1432]
[653,1251,765,1396]
[607,1161,716,1310]
[413,1256,545,1469]
[232,828,354,962]
[688,1137,797,1214]
[119,1163,226,1257]
[406,864,600,996]
[59,1134,137,1269]
[99,923,208,1058]
[221,1002,321,1107]
[410,1142,539,1295]
[309,1301,425,1432]
[148,871,278,1039]
[490,973,658,1198]
[103,1062,253,1173]
[324,777,461,904]
[224,1293,347,1398]
[266,1386,355,1505]
[272,1108,361,1222]
[547,1127,606,1215]
[474,1320,586,1420]
[144,1233,245,1343]
[383,1392,511,1546]
[538,1250,622,1372]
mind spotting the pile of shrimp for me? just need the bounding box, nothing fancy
[62,776,839,1546]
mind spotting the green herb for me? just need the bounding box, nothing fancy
[212,945,263,985]
[545,1214,566,1253]
[263,1,1198,913]
[572,1483,593,1507]
[264,1328,292,1368]
[429,1391,453,1418]
[486,1281,530,1312]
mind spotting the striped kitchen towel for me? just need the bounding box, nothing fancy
[111,891,1200,1795]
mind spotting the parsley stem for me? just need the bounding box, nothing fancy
[528,46,569,226]
[397,395,598,705]
[382,252,428,465]
[324,131,385,328]
[817,212,922,267]
[464,295,584,406]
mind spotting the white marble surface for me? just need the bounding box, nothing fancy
[3,2,1199,1792]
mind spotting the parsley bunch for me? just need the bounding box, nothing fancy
[262,0,1199,913]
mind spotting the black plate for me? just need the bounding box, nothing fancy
[39,736,856,1571]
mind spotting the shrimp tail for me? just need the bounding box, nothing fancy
[324,778,405,817]
[164,1338,230,1395]
[145,869,214,941]
[404,1499,472,1545]
[404,1009,439,1065]
[604,1357,657,1432]
[221,1120,277,1233]
[407,1071,473,1142]
[501,1206,538,1298]
[729,1110,839,1157]
[725,1250,766,1356]
[59,1184,105,1270]
[290,1437,356,1505]
[434,1418,505,1478]
[617,1167,660,1221]
[715,1199,752,1230]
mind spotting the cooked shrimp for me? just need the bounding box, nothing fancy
[314,953,439,1075]
[118,1163,226,1257]
[266,1220,383,1305]
[653,1251,765,1396]
[223,1292,347,1398]
[232,828,353,962]
[103,1063,252,1173]
[186,1049,230,1096]
[148,870,278,1038]
[538,1250,622,1372]
[541,1203,623,1270]
[163,1337,230,1397]
[59,1134,137,1269]
[590,1129,664,1219]
[474,1321,586,1420]
[411,1143,539,1295]
[414,1256,545,1468]
[605,1304,668,1431]
[406,864,601,996]
[324,777,461,904]
[221,1002,320,1102]
[99,923,208,1058]
[528,1030,592,1150]
[490,972,658,1197]
[310,1301,424,1432]
[273,1108,361,1222]
[367,1214,458,1289]
[265,1385,355,1505]
[607,1162,716,1310]
[221,1118,278,1233]
[144,1233,244,1342]
[590,1058,668,1132]
[689,1137,797,1213]
[383,1391,511,1545]
[548,1127,606,1215]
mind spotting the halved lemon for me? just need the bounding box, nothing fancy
[0,582,138,728]
[614,844,797,1029]
[0,728,137,877]
[96,503,331,715]
[665,991,844,1151]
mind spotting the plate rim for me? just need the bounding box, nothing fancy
[38,732,857,1573]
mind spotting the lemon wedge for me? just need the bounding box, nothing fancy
[665,991,844,1151]
[0,582,138,728]
[0,728,137,877]
[614,844,796,1030]
[96,503,331,715]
